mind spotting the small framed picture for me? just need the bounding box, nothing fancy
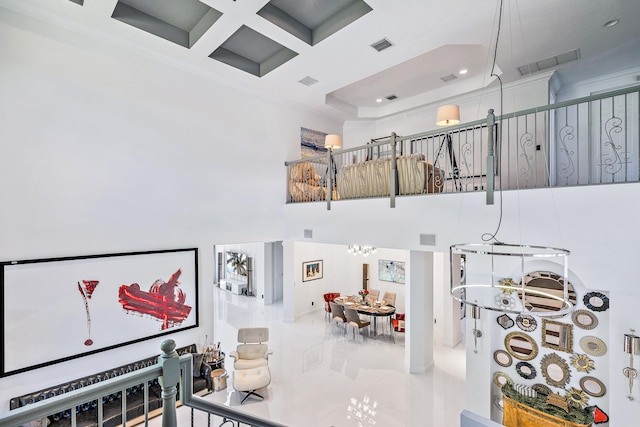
[302,260,323,282]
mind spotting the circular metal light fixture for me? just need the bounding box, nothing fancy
[450,242,573,316]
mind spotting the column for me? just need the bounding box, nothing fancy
[405,250,434,373]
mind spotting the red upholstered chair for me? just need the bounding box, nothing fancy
[391,313,405,332]
[323,293,340,320]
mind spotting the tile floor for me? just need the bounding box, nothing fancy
[158,288,467,427]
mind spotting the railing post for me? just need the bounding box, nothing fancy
[390,132,397,208]
[159,339,180,427]
[326,149,333,211]
[486,109,495,205]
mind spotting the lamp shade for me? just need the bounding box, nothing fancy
[436,104,461,126]
[325,134,341,149]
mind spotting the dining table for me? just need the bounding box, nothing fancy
[334,295,396,342]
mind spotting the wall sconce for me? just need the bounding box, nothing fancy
[623,329,640,400]
[471,304,482,354]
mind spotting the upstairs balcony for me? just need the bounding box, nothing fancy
[285,85,640,209]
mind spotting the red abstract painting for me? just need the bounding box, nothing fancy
[118,269,192,330]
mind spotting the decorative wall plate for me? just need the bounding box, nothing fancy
[516,361,537,379]
[583,292,609,312]
[572,309,599,330]
[532,383,552,396]
[493,371,513,388]
[580,376,606,397]
[495,294,516,310]
[540,353,571,388]
[505,332,539,361]
[579,336,607,357]
[498,277,518,294]
[497,314,515,330]
[519,271,577,313]
[516,314,537,332]
[570,354,595,373]
[565,387,589,409]
[494,350,513,367]
[541,319,573,353]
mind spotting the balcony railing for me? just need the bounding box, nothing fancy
[285,85,640,209]
[0,340,286,427]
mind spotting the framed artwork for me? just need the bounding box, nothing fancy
[302,260,323,282]
[378,259,405,284]
[1,248,198,377]
[300,127,328,158]
[226,251,248,276]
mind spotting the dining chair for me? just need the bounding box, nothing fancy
[365,289,380,304]
[329,301,347,334]
[344,307,371,341]
[323,292,340,320]
[392,313,405,332]
[382,291,396,307]
[376,292,396,335]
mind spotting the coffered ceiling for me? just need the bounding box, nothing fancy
[2,0,639,120]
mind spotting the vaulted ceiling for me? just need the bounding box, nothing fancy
[2,0,639,120]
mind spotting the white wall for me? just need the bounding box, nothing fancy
[0,15,342,408]
[343,71,554,147]
[556,66,640,102]
[434,252,462,347]
[291,242,407,318]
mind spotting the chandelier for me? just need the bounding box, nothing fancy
[347,245,377,257]
[450,242,573,317]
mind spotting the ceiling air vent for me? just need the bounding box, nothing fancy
[440,74,457,83]
[385,94,398,101]
[517,49,581,76]
[299,76,319,86]
[371,38,393,52]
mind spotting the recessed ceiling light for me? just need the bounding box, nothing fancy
[376,98,383,103]
[603,19,619,28]
[459,69,468,75]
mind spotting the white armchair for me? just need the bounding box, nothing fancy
[229,327,272,370]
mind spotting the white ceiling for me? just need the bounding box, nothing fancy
[2,0,640,120]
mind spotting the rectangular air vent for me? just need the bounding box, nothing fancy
[371,38,393,52]
[304,229,313,238]
[517,49,580,76]
[440,74,457,82]
[386,94,398,101]
[420,234,436,245]
[299,76,319,86]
